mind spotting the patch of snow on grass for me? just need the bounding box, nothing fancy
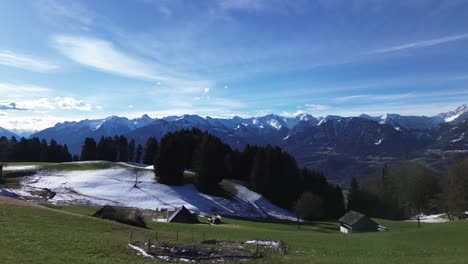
[18,168,295,219]
[3,165,40,171]
[128,244,154,259]
[245,240,279,247]
[408,213,449,223]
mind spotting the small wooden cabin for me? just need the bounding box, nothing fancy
[167,206,199,224]
[339,210,379,233]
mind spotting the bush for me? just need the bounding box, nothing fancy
[93,206,146,228]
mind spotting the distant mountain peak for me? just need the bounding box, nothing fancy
[438,104,468,123]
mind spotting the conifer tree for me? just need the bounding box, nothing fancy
[135,144,143,163]
[143,137,158,165]
[128,138,135,162]
[81,137,97,161]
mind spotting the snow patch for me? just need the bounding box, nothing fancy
[408,213,449,223]
[3,165,40,171]
[128,244,154,259]
[17,168,295,220]
[245,240,279,247]
[451,133,465,143]
[374,139,383,145]
[267,119,282,130]
[445,112,463,122]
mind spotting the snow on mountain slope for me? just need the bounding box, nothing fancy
[439,104,468,123]
[16,167,295,220]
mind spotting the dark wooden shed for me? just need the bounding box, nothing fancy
[339,210,379,233]
[168,206,199,224]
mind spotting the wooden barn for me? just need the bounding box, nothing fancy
[339,210,379,233]
[167,206,199,224]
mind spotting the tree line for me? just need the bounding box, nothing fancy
[347,159,468,222]
[154,128,345,219]
[80,136,158,164]
[0,136,72,162]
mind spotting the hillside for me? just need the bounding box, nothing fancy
[1,195,468,264]
[5,162,295,220]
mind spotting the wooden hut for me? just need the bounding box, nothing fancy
[167,206,199,224]
[339,210,379,233]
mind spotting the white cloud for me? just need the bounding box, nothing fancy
[304,104,331,111]
[0,100,27,111]
[367,33,468,54]
[0,115,83,132]
[0,51,58,72]
[53,35,165,81]
[0,97,92,112]
[204,87,210,93]
[22,98,56,110]
[54,97,92,111]
[128,105,134,108]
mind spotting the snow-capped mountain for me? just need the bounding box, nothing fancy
[437,104,468,124]
[21,104,468,182]
[360,113,443,130]
[31,115,155,153]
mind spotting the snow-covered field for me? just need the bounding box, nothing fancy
[11,166,295,220]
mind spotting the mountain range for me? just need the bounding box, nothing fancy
[1,104,467,183]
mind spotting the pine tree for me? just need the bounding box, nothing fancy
[143,137,158,165]
[155,133,184,185]
[128,138,135,162]
[81,137,97,161]
[347,177,361,212]
[193,135,224,194]
[117,136,129,162]
[135,144,143,163]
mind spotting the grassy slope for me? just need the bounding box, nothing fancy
[1,197,467,264]
[1,162,467,263]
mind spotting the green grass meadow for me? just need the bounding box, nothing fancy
[1,197,467,264]
[1,162,467,263]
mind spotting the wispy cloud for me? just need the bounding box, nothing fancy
[304,104,331,111]
[53,35,165,81]
[0,83,50,94]
[335,93,413,103]
[367,33,468,54]
[0,51,58,72]
[0,97,92,112]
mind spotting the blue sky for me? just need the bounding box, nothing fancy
[1,0,468,132]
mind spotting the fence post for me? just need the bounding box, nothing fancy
[129,230,133,244]
[176,231,178,241]
[203,231,206,241]
[155,231,158,242]
[192,231,194,243]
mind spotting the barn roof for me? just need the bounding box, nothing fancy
[167,206,195,223]
[339,210,368,226]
